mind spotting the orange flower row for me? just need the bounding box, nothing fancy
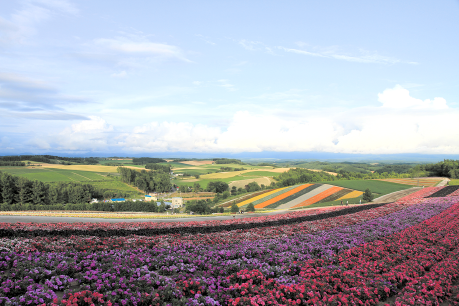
[292,186,343,208]
[255,184,312,209]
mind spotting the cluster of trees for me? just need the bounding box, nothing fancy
[145,163,171,172]
[374,164,413,174]
[0,161,25,166]
[0,171,117,206]
[0,200,169,212]
[417,159,459,178]
[185,199,224,214]
[0,155,98,165]
[213,158,244,164]
[117,167,171,193]
[132,158,166,165]
[219,166,246,172]
[276,168,336,187]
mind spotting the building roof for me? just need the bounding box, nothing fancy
[111,198,125,201]
[145,195,151,197]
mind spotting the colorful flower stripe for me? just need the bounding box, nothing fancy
[450,188,459,197]
[336,190,363,201]
[255,184,312,209]
[221,189,273,207]
[315,188,352,204]
[1,203,412,254]
[292,186,343,208]
[236,187,288,207]
[0,198,455,305]
[264,184,318,209]
[0,211,202,219]
[250,185,299,207]
[0,206,348,233]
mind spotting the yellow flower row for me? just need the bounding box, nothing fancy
[336,190,363,201]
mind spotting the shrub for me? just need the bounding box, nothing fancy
[362,188,374,202]
[246,203,255,212]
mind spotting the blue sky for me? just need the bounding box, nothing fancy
[1,0,458,156]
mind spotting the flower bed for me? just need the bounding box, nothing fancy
[0,188,458,305]
[255,184,313,209]
[237,187,289,207]
[427,185,459,197]
[292,186,343,208]
[264,184,320,209]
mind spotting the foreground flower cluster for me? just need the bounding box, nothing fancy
[0,188,458,305]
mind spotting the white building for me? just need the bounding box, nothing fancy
[171,197,184,208]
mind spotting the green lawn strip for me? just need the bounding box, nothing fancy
[239,171,282,177]
[320,179,411,195]
[87,180,143,196]
[174,176,261,190]
[449,179,459,186]
[315,188,353,204]
[173,169,215,175]
[264,184,321,209]
[291,196,364,209]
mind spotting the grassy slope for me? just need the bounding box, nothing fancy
[0,166,142,197]
[449,180,459,186]
[320,179,411,195]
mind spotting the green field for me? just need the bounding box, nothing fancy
[239,171,281,177]
[322,179,411,195]
[0,167,114,182]
[0,166,142,197]
[87,180,143,195]
[449,180,459,186]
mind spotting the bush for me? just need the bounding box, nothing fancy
[362,188,374,202]
[230,202,239,213]
[246,203,255,212]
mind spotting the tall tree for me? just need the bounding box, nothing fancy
[16,177,32,205]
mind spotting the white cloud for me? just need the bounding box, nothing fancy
[56,116,114,150]
[1,0,77,45]
[378,85,447,109]
[50,85,459,154]
[217,79,236,91]
[238,39,262,51]
[278,46,416,65]
[109,85,459,154]
[94,36,191,62]
[111,71,127,78]
[117,121,221,152]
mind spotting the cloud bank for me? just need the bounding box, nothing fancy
[49,85,459,154]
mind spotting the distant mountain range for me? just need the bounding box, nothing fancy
[1,151,458,163]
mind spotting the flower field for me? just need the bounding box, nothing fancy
[1,187,459,305]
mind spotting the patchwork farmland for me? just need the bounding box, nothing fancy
[233,179,416,210]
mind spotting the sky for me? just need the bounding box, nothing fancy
[1,0,458,157]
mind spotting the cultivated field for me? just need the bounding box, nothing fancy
[376,177,443,187]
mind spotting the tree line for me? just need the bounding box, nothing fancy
[411,159,459,179]
[0,171,123,207]
[213,158,244,164]
[117,167,172,193]
[0,155,98,164]
[145,163,171,172]
[0,161,25,166]
[132,158,166,165]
